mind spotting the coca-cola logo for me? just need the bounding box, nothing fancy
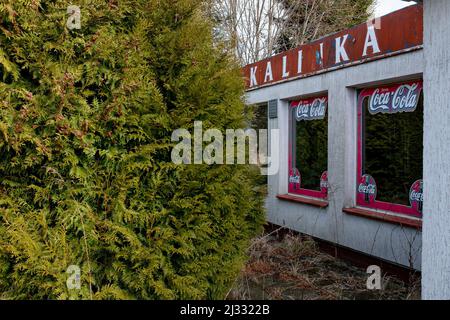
[289,175,300,184]
[289,168,301,190]
[357,174,377,204]
[409,179,423,215]
[320,171,329,195]
[410,190,423,202]
[294,97,327,121]
[358,183,376,195]
[368,82,422,115]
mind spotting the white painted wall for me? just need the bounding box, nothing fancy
[246,50,424,269]
[422,0,450,300]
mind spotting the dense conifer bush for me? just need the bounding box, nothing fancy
[0,0,265,299]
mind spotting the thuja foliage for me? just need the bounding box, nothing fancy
[0,0,265,299]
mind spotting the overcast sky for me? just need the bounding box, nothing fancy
[375,0,416,17]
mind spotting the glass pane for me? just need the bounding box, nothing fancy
[292,108,328,191]
[362,94,423,205]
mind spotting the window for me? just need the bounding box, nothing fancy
[357,81,423,218]
[289,95,328,199]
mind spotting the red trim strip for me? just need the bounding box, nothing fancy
[277,194,329,208]
[343,207,422,229]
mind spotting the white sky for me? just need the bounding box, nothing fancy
[375,0,416,17]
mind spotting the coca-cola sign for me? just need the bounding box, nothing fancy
[409,179,424,215]
[357,174,377,204]
[292,96,328,121]
[320,171,329,195]
[289,168,301,191]
[367,81,423,115]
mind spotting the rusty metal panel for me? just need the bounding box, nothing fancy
[242,4,423,90]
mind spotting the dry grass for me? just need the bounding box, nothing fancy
[228,230,421,300]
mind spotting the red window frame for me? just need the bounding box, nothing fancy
[288,95,328,199]
[356,80,423,218]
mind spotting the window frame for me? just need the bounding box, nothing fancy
[288,95,329,200]
[356,80,424,218]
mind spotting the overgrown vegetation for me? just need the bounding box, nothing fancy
[229,230,420,300]
[0,0,265,299]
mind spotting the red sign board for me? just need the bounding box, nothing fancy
[242,5,423,90]
[360,81,423,115]
[291,96,328,121]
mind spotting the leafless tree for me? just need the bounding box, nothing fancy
[210,0,373,66]
[275,0,374,53]
[211,0,287,65]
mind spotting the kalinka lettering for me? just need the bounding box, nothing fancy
[243,6,423,89]
[247,26,383,88]
[364,81,423,115]
[292,96,328,121]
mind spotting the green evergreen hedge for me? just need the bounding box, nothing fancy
[0,0,265,299]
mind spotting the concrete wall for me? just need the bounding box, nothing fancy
[246,50,424,269]
[422,0,450,300]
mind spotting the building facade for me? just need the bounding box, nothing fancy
[244,1,450,299]
[242,2,450,299]
[422,0,450,300]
